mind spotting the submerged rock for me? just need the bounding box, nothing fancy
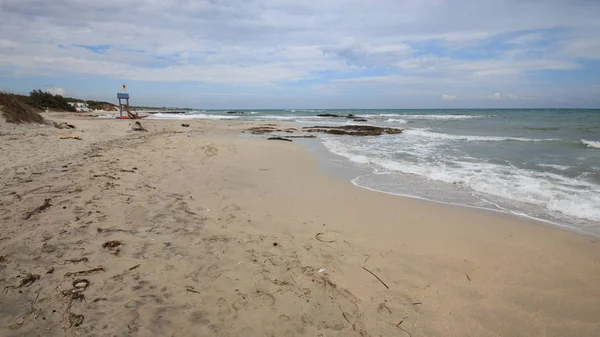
[303,125,403,136]
[226,111,245,114]
[352,118,368,122]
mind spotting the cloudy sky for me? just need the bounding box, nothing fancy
[1,0,599,108]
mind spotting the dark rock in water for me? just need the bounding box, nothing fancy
[346,114,356,118]
[303,125,402,136]
[285,135,317,139]
[226,111,245,114]
[317,113,343,117]
[268,136,293,142]
[352,118,368,122]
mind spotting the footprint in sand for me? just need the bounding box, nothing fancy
[216,297,232,319]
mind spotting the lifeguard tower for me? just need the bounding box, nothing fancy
[117,92,140,119]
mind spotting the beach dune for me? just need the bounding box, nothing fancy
[1,114,599,336]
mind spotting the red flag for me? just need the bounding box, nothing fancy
[122,84,126,91]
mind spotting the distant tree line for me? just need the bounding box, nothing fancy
[28,89,76,112]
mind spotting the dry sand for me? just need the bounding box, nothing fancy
[1,113,599,336]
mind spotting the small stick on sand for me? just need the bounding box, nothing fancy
[128,264,140,271]
[64,266,105,277]
[466,274,471,281]
[362,266,389,289]
[24,198,52,220]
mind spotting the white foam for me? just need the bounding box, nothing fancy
[404,114,482,120]
[582,139,600,149]
[537,163,571,171]
[321,135,600,223]
[404,129,558,142]
[385,118,408,124]
[147,113,240,120]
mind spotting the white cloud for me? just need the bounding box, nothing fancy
[46,87,67,95]
[442,94,457,100]
[0,0,599,107]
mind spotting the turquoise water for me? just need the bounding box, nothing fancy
[148,109,600,235]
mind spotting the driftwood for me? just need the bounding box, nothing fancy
[24,198,51,220]
[362,266,389,289]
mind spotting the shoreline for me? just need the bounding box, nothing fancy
[1,114,599,336]
[290,129,600,238]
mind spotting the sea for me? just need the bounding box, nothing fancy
[147,109,600,236]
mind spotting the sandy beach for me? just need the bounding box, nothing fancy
[1,113,600,336]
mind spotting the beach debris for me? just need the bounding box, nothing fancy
[102,240,122,255]
[318,268,326,273]
[185,286,201,294]
[4,273,41,291]
[412,302,422,305]
[181,123,190,127]
[64,257,88,264]
[72,279,90,290]
[46,267,55,274]
[164,242,172,248]
[466,274,471,281]
[59,134,82,140]
[68,313,84,327]
[392,319,412,337]
[131,121,146,132]
[362,266,389,289]
[267,136,293,142]
[64,266,105,277]
[128,264,140,271]
[304,125,402,136]
[272,242,279,247]
[53,121,76,129]
[23,198,52,220]
[315,232,336,243]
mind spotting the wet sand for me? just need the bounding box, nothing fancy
[1,113,599,336]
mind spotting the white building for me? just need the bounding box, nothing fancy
[68,102,89,112]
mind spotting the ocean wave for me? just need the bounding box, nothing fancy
[321,136,600,223]
[403,114,483,120]
[385,118,407,124]
[405,129,558,142]
[537,163,572,171]
[147,113,240,120]
[581,139,600,149]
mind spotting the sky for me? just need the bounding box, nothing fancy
[1,0,600,109]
